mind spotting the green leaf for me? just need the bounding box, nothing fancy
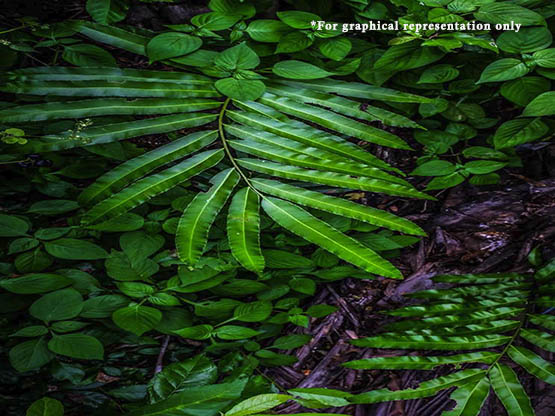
[148,355,217,402]
[86,0,128,24]
[76,20,148,55]
[224,394,290,416]
[272,61,333,80]
[263,249,313,269]
[30,288,83,322]
[475,3,544,26]
[319,37,351,61]
[215,78,265,101]
[508,346,555,385]
[352,369,486,404]
[112,305,162,336]
[269,334,312,350]
[251,179,425,236]
[63,44,116,67]
[173,325,213,340]
[120,231,164,260]
[0,98,220,123]
[8,238,40,255]
[478,59,530,83]
[523,92,555,117]
[147,32,202,62]
[442,377,490,416]
[533,48,555,68]
[259,94,411,150]
[227,188,264,273]
[500,77,551,107]
[27,200,79,215]
[493,118,548,149]
[79,130,216,206]
[176,169,240,266]
[374,43,444,71]
[9,338,54,372]
[26,397,64,416]
[47,333,104,360]
[277,10,320,29]
[463,160,506,175]
[351,334,511,350]
[80,295,129,318]
[82,149,224,224]
[214,325,260,340]
[0,214,29,237]
[127,378,246,416]
[418,64,460,84]
[261,197,401,278]
[343,352,498,370]
[497,27,553,54]
[246,20,290,42]
[233,301,272,322]
[411,160,457,176]
[239,160,432,200]
[520,328,555,352]
[0,273,72,294]
[489,363,534,416]
[44,238,108,260]
[214,43,259,70]
[276,31,313,54]
[191,12,240,31]
[11,326,49,338]
[425,172,466,191]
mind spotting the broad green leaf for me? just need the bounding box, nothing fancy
[0,98,220,123]
[127,378,246,416]
[0,273,72,294]
[246,20,290,42]
[269,334,312,350]
[27,200,79,215]
[533,48,555,68]
[261,197,401,278]
[233,301,272,322]
[351,334,511,350]
[276,31,313,54]
[343,352,498,370]
[44,238,108,260]
[252,179,425,236]
[493,118,548,149]
[477,59,530,83]
[497,27,553,54]
[418,64,460,84]
[352,370,486,404]
[288,388,352,408]
[214,325,260,340]
[176,169,240,266]
[463,160,506,175]
[227,188,265,273]
[112,305,162,336]
[500,77,551,107]
[224,394,291,416]
[442,377,490,416]
[191,12,240,31]
[508,346,555,385]
[272,60,333,80]
[259,94,411,150]
[147,32,202,62]
[30,289,83,322]
[148,355,217,403]
[523,91,555,117]
[86,0,128,24]
[489,363,534,416]
[9,338,54,372]
[62,44,116,67]
[277,10,320,29]
[475,3,544,26]
[26,397,64,416]
[239,159,433,200]
[411,160,457,176]
[82,149,224,224]
[374,43,444,71]
[173,325,214,340]
[264,249,313,269]
[79,130,217,206]
[215,78,265,101]
[10,326,49,338]
[80,295,131,319]
[47,333,104,360]
[0,214,29,237]
[319,37,351,61]
[214,43,259,69]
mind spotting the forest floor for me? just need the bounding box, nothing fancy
[1,1,554,415]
